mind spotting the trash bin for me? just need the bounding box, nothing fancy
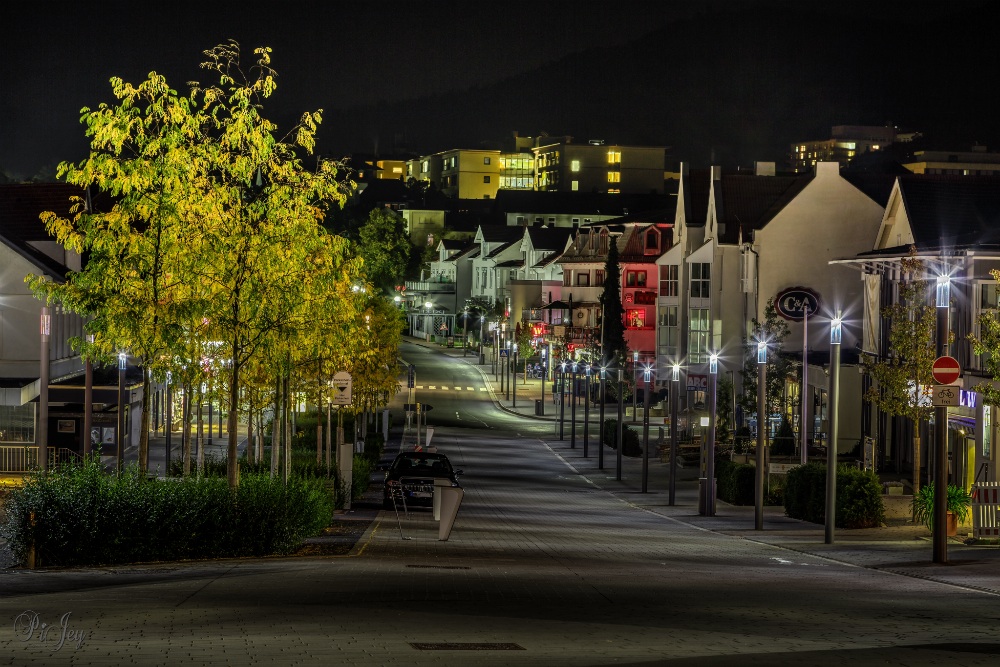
[535,399,544,416]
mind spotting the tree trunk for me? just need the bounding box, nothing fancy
[316,398,323,466]
[246,398,254,465]
[196,385,204,477]
[271,374,281,478]
[283,372,291,485]
[182,383,192,478]
[139,367,151,474]
[227,360,241,489]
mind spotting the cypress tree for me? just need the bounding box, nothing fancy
[600,237,627,366]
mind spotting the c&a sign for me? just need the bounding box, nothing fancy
[775,287,820,322]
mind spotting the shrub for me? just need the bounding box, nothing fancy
[601,419,641,457]
[771,416,795,456]
[784,463,885,528]
[716,459,756,505]
[0,457,334,567]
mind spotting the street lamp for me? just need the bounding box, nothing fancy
[641,364,653,493]
[826,314,842,545]
[479,314,486,364]
[424,301,432,341]
[599,366,607,470]
[570,361,578,449]
[702,353,719,516]
[118,350,127,474]
[583,364,591,458]
[632,350,639,419]
[669,362,680,505]
[512,343,519,408]
[463,308,469,356]
[559,361,567,440]
[539,345,547,416]
[933,275,950,563]
[755,340,767,530]
[616,369,624,481]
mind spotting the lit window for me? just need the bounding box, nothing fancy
[607,150,621,164]
[571,160,580,172]
[571,180,579,191]
[659,264,678,297]
[689,308,710,363]
[577,273,590,286]
[484,157,491,165]
[872,145,880,151]
[626,309,646,328]
[658,306,679,356]
[607,188,620,194]
[608,171,621,183]
[690,263,710,298]
[392,167,402,173]
[626,271,647,287]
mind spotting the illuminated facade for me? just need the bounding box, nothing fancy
[532,141,669,194]
[790,125,897,173]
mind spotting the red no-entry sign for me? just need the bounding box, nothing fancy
[932,356,961,385]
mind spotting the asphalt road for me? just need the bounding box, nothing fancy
[1,341,998,666]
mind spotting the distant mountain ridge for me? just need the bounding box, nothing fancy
[319,3,997,169]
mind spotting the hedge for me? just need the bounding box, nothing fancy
[601,419,642,457]
[716,459,756,505]
[0,457,334,567]
[784,463,885,528]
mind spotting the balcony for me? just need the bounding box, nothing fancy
[404,280,456,294]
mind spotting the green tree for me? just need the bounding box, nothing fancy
[739,298,792,444]
[862,250,936,493]
[28,70,201,473]
[356,208,411,292]
[599,236,627,367]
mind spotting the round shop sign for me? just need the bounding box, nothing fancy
[775,287,821,322]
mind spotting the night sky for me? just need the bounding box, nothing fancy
[2,0,994,180]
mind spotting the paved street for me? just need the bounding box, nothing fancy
[1,338,999,665]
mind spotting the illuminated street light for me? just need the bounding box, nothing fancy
[755,340,767,530]
[827,314,842,545]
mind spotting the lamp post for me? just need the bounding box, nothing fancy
[801,304,810,465]
[641,365,652,493]
[616,369,624,481]
[559,361,567,440]
[479,315,485,364]
[463,308,469,356]
[512,343,519,408]
[117,350,127,474]
[165,371,173,472]
[755,340,767,531]
[826,314,842,545]
[425,301,432,341]
[505,340,512,401]
[83,334,93,457]
[570,361,578,449]
[599,366,607,469]
[583,364,591,458]
[703,354,719,516]
[539,345,547,416]
[669,363,680,505]
[38,307,50,473]
[934,276,950,564]
[632,350,639,419]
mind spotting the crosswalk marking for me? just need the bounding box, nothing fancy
[410,385,487,392]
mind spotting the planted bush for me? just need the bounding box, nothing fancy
[0,457,334,567]
[716,459,756,505]
[783,463,885,528]
[601,419,642,457]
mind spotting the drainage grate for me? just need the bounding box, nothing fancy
[406,564,471,570]
[410,643,525,651]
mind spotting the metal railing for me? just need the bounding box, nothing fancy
[0,446,82,473]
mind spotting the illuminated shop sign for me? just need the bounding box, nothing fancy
[775,287,820,322]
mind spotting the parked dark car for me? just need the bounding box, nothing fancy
[382,451,462,509]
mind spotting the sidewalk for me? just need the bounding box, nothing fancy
[407,335,1000,596]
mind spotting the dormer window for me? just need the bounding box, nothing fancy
[644,229,659,253]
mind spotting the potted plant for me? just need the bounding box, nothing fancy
[911,483,972,536]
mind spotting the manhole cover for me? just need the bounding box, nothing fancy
[410,642,525,651]
[406,564,471,570]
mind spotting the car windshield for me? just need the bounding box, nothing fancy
[392,454,453,475]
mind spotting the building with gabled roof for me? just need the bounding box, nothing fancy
[833,174,1000,483]
[658,161,891,449]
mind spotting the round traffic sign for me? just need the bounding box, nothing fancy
[932,356,961,385]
